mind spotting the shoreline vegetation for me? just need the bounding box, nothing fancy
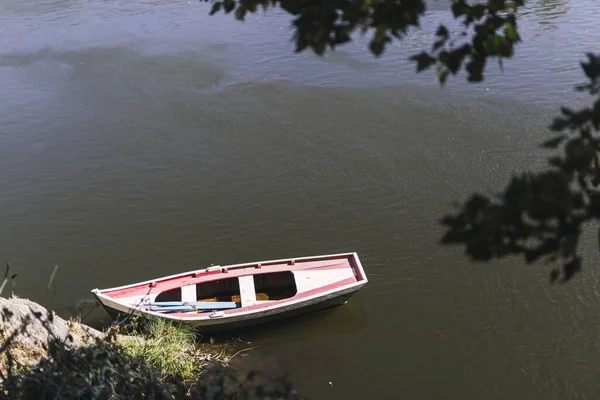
[0,269,302,399]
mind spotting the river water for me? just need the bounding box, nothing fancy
[1,0,600,398]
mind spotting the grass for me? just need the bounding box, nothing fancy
[119,317,227,383]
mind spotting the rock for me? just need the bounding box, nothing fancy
[0,295,103,367]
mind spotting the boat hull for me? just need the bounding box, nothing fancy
[92,284,362,333]
[91,252,368,333]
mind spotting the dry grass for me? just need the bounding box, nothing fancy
[0,341,45,377]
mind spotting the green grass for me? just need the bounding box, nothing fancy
[120,318,203,382]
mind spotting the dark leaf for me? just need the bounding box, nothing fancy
[488,0,506,12]
[223,0,236,13]
[548,156,563,168]
[466,56,486,82]
[592,99,600,129]
[504,22,520,42]
[235,5,247,20]
[562,257,582,282]
[452,1,467,18]
[561,107,574,116]
[369,39,385,57]
[441,50,464,74]
[549,268,559,284]
[561,233,579,259]
[436,25,449,39]
[540,135,567,149]
[524,249,540,264]
[437,68,449,86]
[279,0,301,15]
[439,215,456,226]
[592,173,600,187]
[497,38,513,57]
[581,53,600,81]
[432,39,445,52]
[409,52,436,72]
[457,43,472,57]
[550,117,569,131]
[564,138,595,172]
[209,1,222,15]
[471,4,487,19]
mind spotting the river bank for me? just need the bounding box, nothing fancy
[0,294,297,399]
[0,294,233,372]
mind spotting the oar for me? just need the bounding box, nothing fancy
[149,305,195,312]
[145,301,239,310]
[144,301,189,306]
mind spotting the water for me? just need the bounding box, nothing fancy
[1,0,600,398]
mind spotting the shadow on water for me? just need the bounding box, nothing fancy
[200,296,368,344]
[317,49,377,72]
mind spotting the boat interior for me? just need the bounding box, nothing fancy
[153,271,298,306]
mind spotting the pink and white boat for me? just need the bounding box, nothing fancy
[91,252,368,331]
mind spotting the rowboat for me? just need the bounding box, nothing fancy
[91,252,368,331]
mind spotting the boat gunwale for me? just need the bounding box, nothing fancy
[91,251,365,295]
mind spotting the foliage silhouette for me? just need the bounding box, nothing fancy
[202,0,600,281]
[203,0,524,84]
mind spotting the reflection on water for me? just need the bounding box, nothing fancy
[215,298,369,344]
[518,0,570,32]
